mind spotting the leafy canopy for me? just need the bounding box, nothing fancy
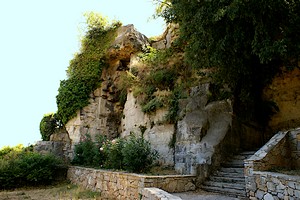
[39,113,61,141]
[157,0,300,125]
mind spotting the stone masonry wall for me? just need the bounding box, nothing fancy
[289,129,300,168]
[245,128,300,199]
[247,171,300,200]
[67,166,195,200]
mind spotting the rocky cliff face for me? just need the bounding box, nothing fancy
[61,24,236,173]
[65,24,149,145]
[59,24,300,176]
[175,84,234,175]
[264,67,300,132]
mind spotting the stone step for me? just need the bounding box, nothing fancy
[201,185,246,197]
[204,181,245,191]
[210,176,245,184]
[222,160,244,168]
[239,151,256,156]
[214,171,245,178]
[232,154,251,160]
[218,167,244,174]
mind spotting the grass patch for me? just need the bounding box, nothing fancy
[0,182,102,200]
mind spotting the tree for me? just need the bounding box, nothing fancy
[39,113,60,141]
[158,0,300,126]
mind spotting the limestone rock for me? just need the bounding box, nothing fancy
[65,25,150,159]
[121,92,175,166]
[108,24,149,61]
[175,83,233,175]
[264,67,300,131]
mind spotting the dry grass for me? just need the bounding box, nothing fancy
[0,182,102,200]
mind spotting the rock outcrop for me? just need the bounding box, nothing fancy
[175,83,234,175]
[63,24,236,170]
[65,24,149,148]
[264,67,300,132]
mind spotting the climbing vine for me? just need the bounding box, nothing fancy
[56,12,121,124]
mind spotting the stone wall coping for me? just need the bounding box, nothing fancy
[253,170,300,181]
[142,188,182,200]
[245,131,288,162]
[70,166,196,179]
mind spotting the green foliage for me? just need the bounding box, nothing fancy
[102,138,125,169]
[71,133,158,173]
[0,144,24,159]
[72,134,107,167]
[164,86,186,123]
[39,113,61,141]
[142,97,163,114]
[161,0,300,126]
[56,13,121,124]
[115,72,136,107]
[122,134,159,173]
[138,46,174,66]
[0,145,65,190]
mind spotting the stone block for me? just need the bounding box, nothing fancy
[294,190,300,198]
[267,181,276,191]
[288,188,294,196]
[256,190,265,199]
[276,182,286,190]
[288,181,296,189]
[278,192,284,199]
[263,193,274,200]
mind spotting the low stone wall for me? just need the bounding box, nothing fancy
[142,188,182,200]
[67,166,195,200]
[289,129,300,168]
[245,131,291,173]
[245,128,300,199]
[247,171,300,199]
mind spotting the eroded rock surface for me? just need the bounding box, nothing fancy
[175,84,233,175]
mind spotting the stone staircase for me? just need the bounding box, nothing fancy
[201,151,256,199]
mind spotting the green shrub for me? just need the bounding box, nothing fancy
[122,134,158,173]
[39,113,61,141]
[71,134,159,173]
[0,146,65,190]
[0,144,23,159]
[142,97,163,114]
[102,138,125,169]
[72,134,107,167]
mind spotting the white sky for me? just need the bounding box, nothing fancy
[0,0,165,148]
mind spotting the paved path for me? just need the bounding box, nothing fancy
[173,189,240,200]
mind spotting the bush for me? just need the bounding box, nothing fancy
[102,138,125,169]
[39,113,61,141]
[71,133,159,173]
[72,134,107,167]
[122,134,158,173]
[0,146,65,190]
